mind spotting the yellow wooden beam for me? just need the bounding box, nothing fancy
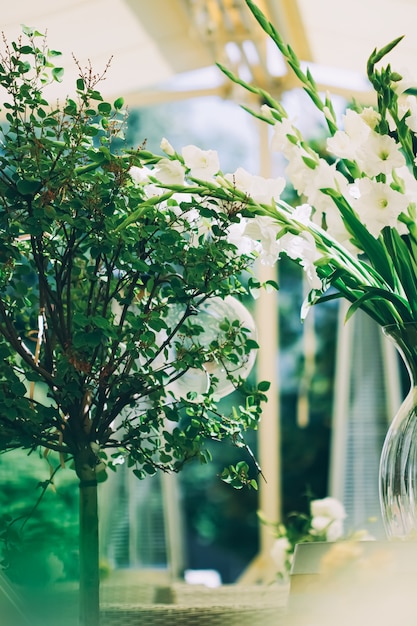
[263,0,313,61]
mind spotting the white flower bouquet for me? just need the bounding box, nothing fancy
[135,0,417,329]
[267,497,373,579]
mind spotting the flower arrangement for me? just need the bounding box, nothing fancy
[266,497,373,580]
[140,0,417,332]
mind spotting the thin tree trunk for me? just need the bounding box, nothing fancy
[77,453,100,626]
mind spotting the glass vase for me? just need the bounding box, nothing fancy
[379,322,417,538]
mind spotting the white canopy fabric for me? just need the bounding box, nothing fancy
[1,0,213,105]
[2,0,416,107]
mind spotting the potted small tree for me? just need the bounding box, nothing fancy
[0,29,269,626]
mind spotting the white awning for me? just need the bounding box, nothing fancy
[3,0,415,107]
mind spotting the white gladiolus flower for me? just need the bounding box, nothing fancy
[326,519,344,542]
[403,96,417,133]
[271,117,299,152]
[224,167,285,204]
[327,129,357,161]
[359,106,381,130]
[292,203,314,224]
[182,145,220,180]
[153,158,185,185]
[327,108,379,161]
[278,231,322,290]
[129,165,151,185]
[392,65,416,96]
[351,177,410,237]
[344,107,374,136]
[327,109,370,160]
[323,102,336,124]
[310,497,347,521]
[310,497,346,541]
[260,104,275,121]
[128,165,160,197]
[270,537,292,574]
[394,165,417,207]
[243,215,281,265]
[355,131,406,177]
[288,156,349,231]
[284,146,319,197]
[160,137,176,156]
[305,159,348,205]
[311,516,344,541]
[226,219,261,256]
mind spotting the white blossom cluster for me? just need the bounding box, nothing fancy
[269,497,374,580]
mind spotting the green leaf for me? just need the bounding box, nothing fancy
[52,67,64,82]
[89,90,103,101]
[21,25,44,37]
[345,287,411,324]
[257,380,271,392]
[301,156,317,170]
[113,97,124,110]
[143,463,156,476]
[322,188,396,287]
[16,179,41,195]
[98,102,112,115]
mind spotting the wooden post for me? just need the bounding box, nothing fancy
[239,117,281,583]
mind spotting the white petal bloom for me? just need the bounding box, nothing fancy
[359,106,381,130]
[260,104,275,121]
[323,103,336,124]
[344,107,374,137]
[326,519,344,541]
[310,497,347,521]
[182,145,220,181]
[304,159,348,206]
[311,516,344,542]
[310,515,330,534]
[128,165,160,197]
[327,108,379,160]
[355,131,406,177]
[270,537,292,574]
[226,219,260,256]
[295,158,349,233]
[392,66,416,96]
[327,130,357,160]
[153,158,186,185]
[292,203,314,224]
[351,177,410,237]
[403,96,417,133]
[129,165,151,185]
[160,137,176,156]
[271,117,299,152]
[223,167,285,204]
[278,231,322,289]
[243,215,281,265]
[285,146,318,197]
